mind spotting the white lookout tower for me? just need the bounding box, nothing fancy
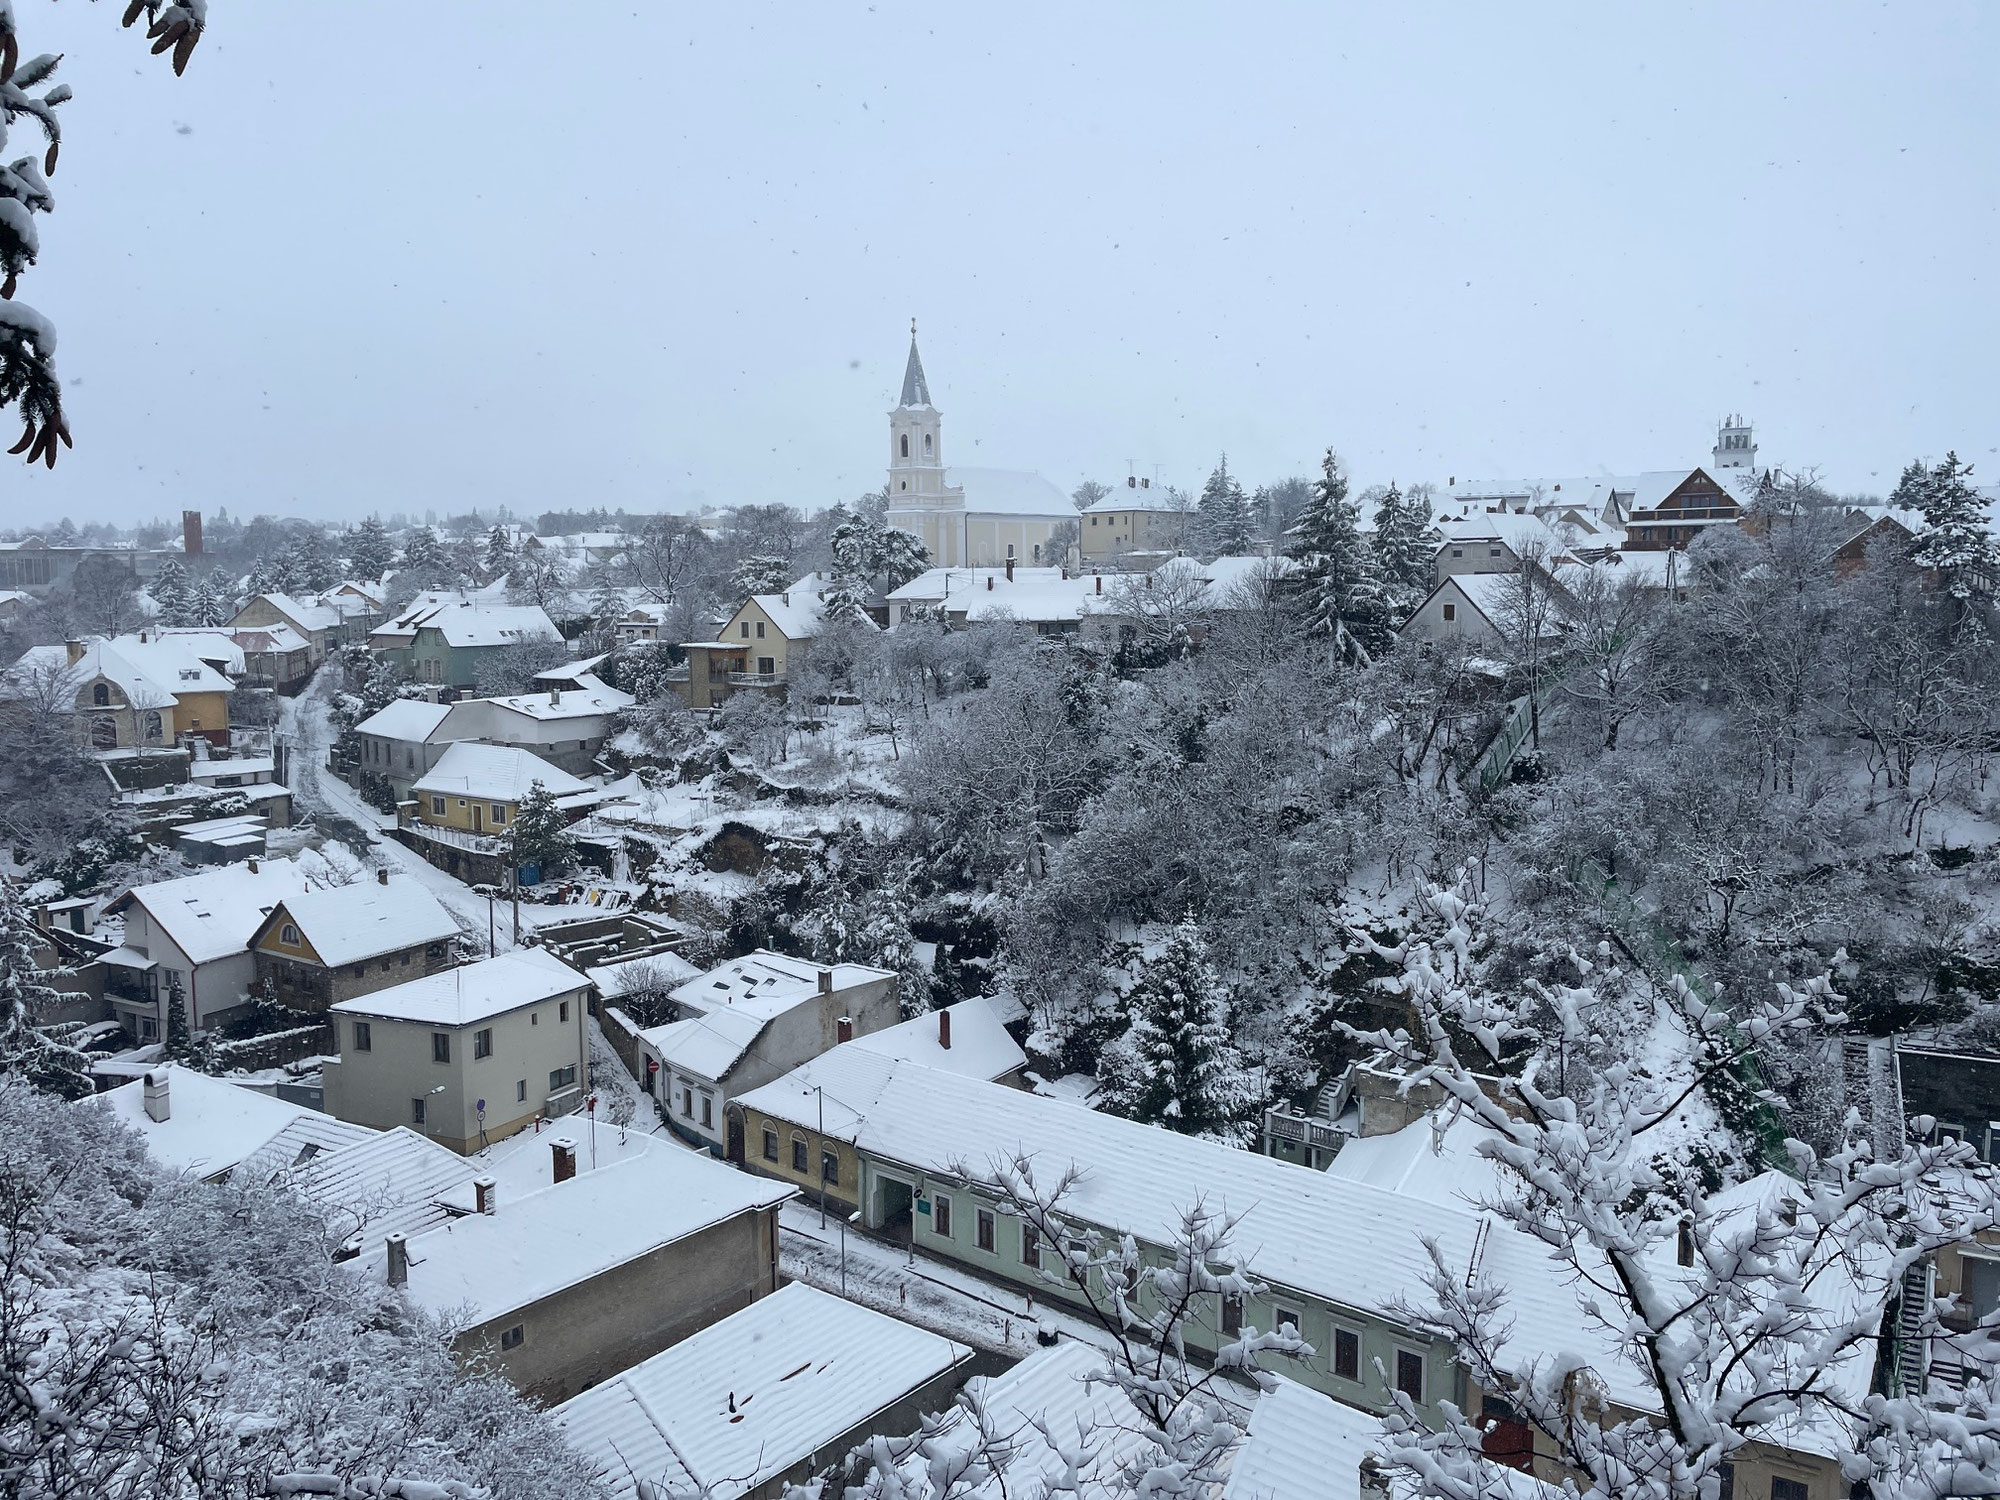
[1712,415,1756,472]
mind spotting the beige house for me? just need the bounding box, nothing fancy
[409,741,592,838]
[322,946,592,1152]
[247,869,460,1013]
[365,1130,794,1403]
[674,576,868,710]
[232,592,341,665]
[0,638,184,753]
[1080,477,1186,566]
[880,330,1074,569]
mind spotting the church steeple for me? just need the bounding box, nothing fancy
[898,319,931,409]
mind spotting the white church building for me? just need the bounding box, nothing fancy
[882,326,1076,569]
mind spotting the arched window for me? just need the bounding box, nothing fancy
[91,682,110,707]
[923,433,932,455]
[899,434,909,458]
[90,716,118,750]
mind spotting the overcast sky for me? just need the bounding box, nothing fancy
[9,2,1996,527]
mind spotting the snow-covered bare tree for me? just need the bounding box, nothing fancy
[1347,872,2000,1500]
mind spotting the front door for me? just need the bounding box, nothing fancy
[726,1112,744,1164]
[471,804,482,832]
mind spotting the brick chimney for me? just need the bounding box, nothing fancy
[473,1175,497,1215]
[836,1016,852,1044]
[246,858,259,874]
[142,1071,171,1123]
[550,686,561,707]
[985,575,993,591]
[64,639,85,666]
[385,1232,408,1286]
[1004,557,1014,583]
[551,1137,577,1184]
[817,967,833,995]
[377,867,390,886]
[938,1008,952,1050]
[1093,574,1102,596]
[182,509,203,557]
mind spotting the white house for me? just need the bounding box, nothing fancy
[100,859,311,1037]
[88,1065,373,1182]
[351,697,456,800]
[431,675,634,775]
[635,950,899,1156]
[848,998,1027,1086]
[322,946,592,1153]
[553,1282,974,1500]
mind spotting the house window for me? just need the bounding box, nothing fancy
[1334,1327,1361,1381]
[474,1028,493,1060]
[976,1208,996,1253]
[1274,1305,1302,1336]
[1451,548,1463,558]
[762,1127,779,1162]
[430,795,445,816]
[353,1021,372,1052]
[515,1079,526,1102]
[1221,1292,1243,1336]
[280,923,300,945]
[92,682,110,707]
[432,1032,451,1064]
[1768,1480,1806,1500]
[757,657,775,676]
[792,1136,808,1173]
[490,803,506,824]
[1394,1349,1426,1403]
[933,1191,953,1238]
[1442,602,1457,622]
[530,1012,538,1025]
[820,1148,838,1185]
[559,1001,570,1023]
[411,1097,427,1126]
[681,1087,693,1118]
[499,1324,524,1351]
[1489,546,1502,557]
[740,622,750,638]
[700,1094,713,1128]
[1021,1223,1041,1269]
[549,1064,575,1089]
[351,964,366,979]
[755,620,765,638]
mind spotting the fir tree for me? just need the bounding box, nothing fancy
[284,529,338,593]
[1888,457,1934,513]
[1096,919,1257,1140]
[1368,480,1435,619]
[1905,451,1998,600]
[0,883,92,1099]
[347,515,395,581]
[730,554,795,600]
[1196,454,1254,556]
[508,780,577,878]
[818,573,874,628]
[1286,447,1390,660]
[184,572,232,627]
[163,969,192,1060]
[483,523,516,581]
[876,524,931,588]
[147,558,191,625]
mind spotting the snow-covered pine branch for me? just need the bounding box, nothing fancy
[1345,871,2000,1500]
[0,0,206,465]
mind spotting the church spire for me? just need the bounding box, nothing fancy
[898,319,931,408]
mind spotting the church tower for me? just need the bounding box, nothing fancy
[1712,414,1756,472]
[888,322,947,504]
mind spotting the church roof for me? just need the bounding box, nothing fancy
[946,467,1074,519]
[898,331,931,408]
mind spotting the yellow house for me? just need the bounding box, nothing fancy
[1080,480,1187,565]
[409,741,591,838]
[0,637,182,751]
[674,574,873,711]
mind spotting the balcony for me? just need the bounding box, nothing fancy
[726,671,783,686]
[1263,1108,1345,1153]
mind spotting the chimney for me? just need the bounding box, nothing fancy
[64,639,85,666]
[182,509,204,557]
[142,1071,171,1124]
[551,1137,577,1184]
[474,1175,497,1215]
[246,858,259,874]
[1094,575,1102,596]
[550,687,561,707]
[938,1008,952,1050]
[817,967,834,995]
[985,576,993,591]
[137,629,149,644]
[1004,557,1015,582]
[377,867,390,886]
[780,592,790,608]
[385,1232,409,1286]
[836,1016,853,1044]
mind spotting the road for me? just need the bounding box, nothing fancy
[278,668,523,953]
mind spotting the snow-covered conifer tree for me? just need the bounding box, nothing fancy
[508,780,577,878]
[345,515,395,582]
[483,522,516,581]
[1096,918,1257,1140]
[1369,480,1435,618]
[0,882,91,1099]
[1287,447,1389,660]
[1196,453,1255,556]
[731,553,796,600]
[1906,451,1998,600]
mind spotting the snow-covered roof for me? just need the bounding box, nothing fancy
[531,651,612,687]
[232,1110,380,1186]
[554,1283,971,1500]
[245,592,341,633]
[1439,512,1574,557]
[110,860,310,965]
[848,998,1025,1082]
[331,947,589,1027]
[231,622,310,655]
[323,578,386,607]
[256,877,459,967]
[467,677,635,723]
[946,466,1076,518]
[282,1126,480,1251]
[639,1007,769,1084]
[737,575,843,641]
[1322,1113,1506,1209]
[1083,483,1181,515]
[668,950,894,1023]
[411,741,591,802]
[374,598,560,649]
[88,1067,343,1180]
[3,639,181,712]
[352,698,453,743]
[888,566,1107,624]
[366,1139,792,1328]
[589,950,703,1001]
[1224,1375,1390,1500]
[112,632,237,692]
